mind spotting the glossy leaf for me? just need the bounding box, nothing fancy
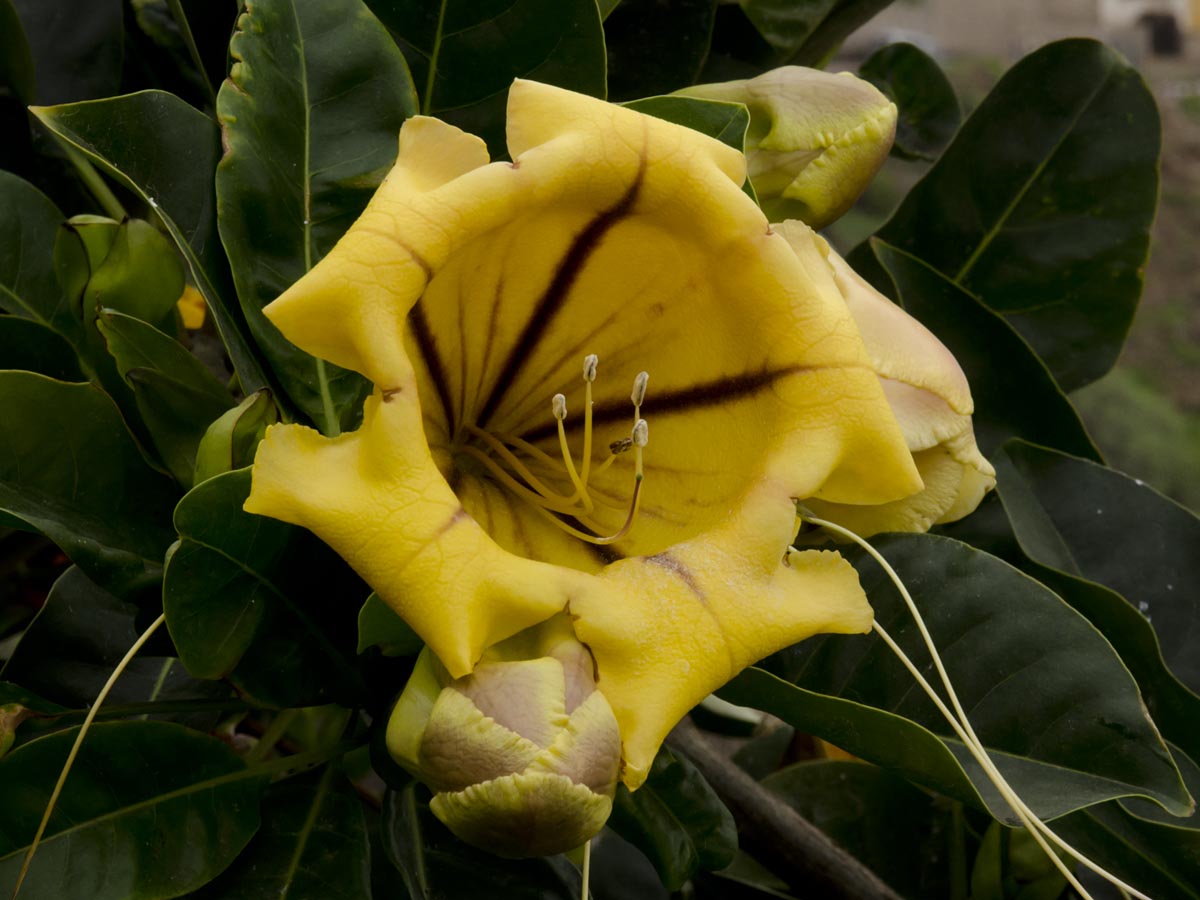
[30,91,272,397]
[358,592,423,657]
[0,721,264,899]
[380,783,582,899]
[216,0,417,434]
[164,469,365,707]
[0,316,82,380]
[10,0,122,104]
[608,746,738,890]
[604,0,717,101]
[97,310,233,486]
[368,0,606,154]
[764,760,957,898]
[857,39,1159,390]
[740,0,895,64]
[0,372,178,594]
[623,96,750,155]
[1,567,199,709]
[0,171,78,344]
[994,440,1200,754]
[193,767,371,899]
[1055,749,1200,900]
[859,41,960,161]
[728,534,1191,822]
[871,239,1100,461]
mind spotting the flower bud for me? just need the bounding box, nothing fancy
[676,66,897,227]
[194,389,278,484]
[386,628,621,857]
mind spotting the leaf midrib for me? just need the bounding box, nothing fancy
[951,65,1115,285]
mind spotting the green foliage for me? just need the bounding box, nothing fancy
[608,746,738,889]
[0,1,1195,897]
[216,0,417,435]
[859,42,961,161]
[852,39,1160,392]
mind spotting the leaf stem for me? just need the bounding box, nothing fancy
[164,0,217,108]
[60,142,127,220]
[11,613,166,900]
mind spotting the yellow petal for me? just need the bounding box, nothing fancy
[575,524,873,788]
[776,221,995,535]
[247,81,928,795]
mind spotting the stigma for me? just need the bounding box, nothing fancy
[461,355,649,546]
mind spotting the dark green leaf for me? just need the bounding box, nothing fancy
[608,745,737,890]
[857,39,1159,390]
[358,593,423,656]
[97,310,233,486]
[0,372,178,594]
[0,171,78,344]
[381,783,582,899]
[1,567,194,708]
[604,0,717,102]
[740,0,894,64]
[0,0,34,104]
[728,534,1191,821]
[859,42,960,162]
[368,0,606,155]
[164,469,366,707]
[0,721,264,899]
[30,91,273,397]
[193,767,371,899]
[994,440,1200,759]
[11,0,122,104]
[623,96,750,154]
[0,316,82,380]
[763,760,957,899]
[216,0,418,434]
[871,239,1100,461]
[1055,749,1200,900]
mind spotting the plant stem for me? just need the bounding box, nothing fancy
[666,717,904,900]
[61,142,127,220]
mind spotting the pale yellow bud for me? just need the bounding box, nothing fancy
[386,628,621,857]
[676,66,897,227]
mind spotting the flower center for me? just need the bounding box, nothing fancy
[451,354,650,548]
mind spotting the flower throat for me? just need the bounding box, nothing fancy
[453,354,649,546]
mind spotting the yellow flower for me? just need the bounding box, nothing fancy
[244,80,939,804]
[676,67,897,227]
[777,222,996,536]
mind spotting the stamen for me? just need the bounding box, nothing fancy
[554,393,593,514]
[461,360,652,548]
[581,356,597,490]
[795,509,1153,900]
[631,371,649,418]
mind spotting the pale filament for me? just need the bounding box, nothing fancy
[462,356,649,546]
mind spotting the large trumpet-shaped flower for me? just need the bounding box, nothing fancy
[245,81,937,792]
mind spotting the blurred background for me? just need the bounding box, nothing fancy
[826,0,1200,511]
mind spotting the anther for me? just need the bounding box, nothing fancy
[631,371,649,408]
[609,437,633,455]
[583,354,598,383]
[632,419,648,448]
[552,393,567,421]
